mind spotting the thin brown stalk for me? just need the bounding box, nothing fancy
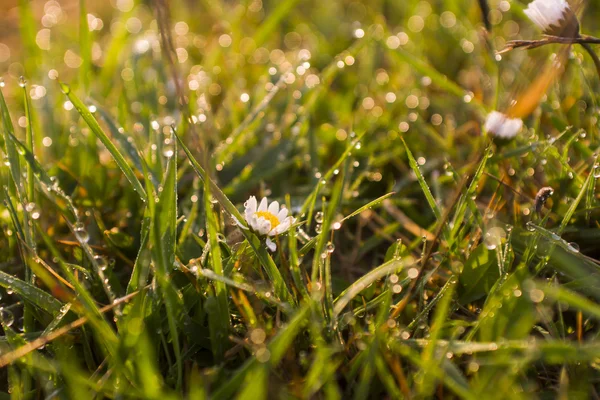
[499,35,600,54]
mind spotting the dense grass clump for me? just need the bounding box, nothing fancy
[2,0,600,398]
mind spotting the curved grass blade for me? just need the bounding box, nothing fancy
[340,192,396,223]
[333,258,407,318]
[204,175,230,361]
[150,148,183,388]
[0,270,62,315]
[60,83,147,202]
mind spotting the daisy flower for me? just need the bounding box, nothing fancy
[524,0,578,36]
[484,111,523,139]
[243,196,296,252]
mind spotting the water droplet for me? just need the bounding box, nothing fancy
[326,242,335,254]
[74,222,89,243]
[162,145,174,158]
[94,255,108,271]
[25,202,41,219]
[407,268,419,279]
[314,211,324,224]
[18,76,27,87]
[567,242,580,253]
[593,165,600,179]
[0,308,14,327]
[525,221,536,232]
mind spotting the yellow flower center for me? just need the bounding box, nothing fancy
[254,211,280,230]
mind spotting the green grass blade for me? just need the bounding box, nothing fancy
[60,83,147,202]
[0,270,62,316]
[150,147,183,388]
[204,176,230,361]
[333,259,407,318]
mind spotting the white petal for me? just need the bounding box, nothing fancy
[258,218,272,235]
[244,196,257,222]
[266,237,277,252]
[272,216,294,235]
[258,197,268,212]
[524,0,569,32]
[248,214,260,231]
[268,201,280,216]
[277,208,289,221]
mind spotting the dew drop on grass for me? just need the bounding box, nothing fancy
[163,145,174,158]
[0,308,14,327]
[74,222,89,243]
[525,221,536,232]
[94,255,108,271]
[25,202,41,219]
[326,241,335,254]
[0,77,5,87]
[593,165,600,179]
[18,76,27,87]
[314,211,324,224]
[567,242,580,253]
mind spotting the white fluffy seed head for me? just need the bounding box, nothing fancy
[484,111,523,139]
[524,0,572,34]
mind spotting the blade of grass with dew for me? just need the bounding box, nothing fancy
[198,268,292,312]
[204,177,230,361]
[21,81,43,391]
[60,83,147,202]
[286,195,309,299]
[311,165,345,292]
[127,155,156,294]
[2,192,66,304]
[95,104,157,186]
[0,271,62,316]
[176,132,295,306]
[149,148,183,388]
[36,225,120,348]
[0,87,23,196]
[300,132,367,229]
[333,258,406,318]
[339,192,396,223]
[401,137,441,217]
[4,128,77,220]
[450,147,491,243]
[417,277,457,397]
[558,158,597,234]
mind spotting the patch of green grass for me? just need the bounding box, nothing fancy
[1,0,600,398]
